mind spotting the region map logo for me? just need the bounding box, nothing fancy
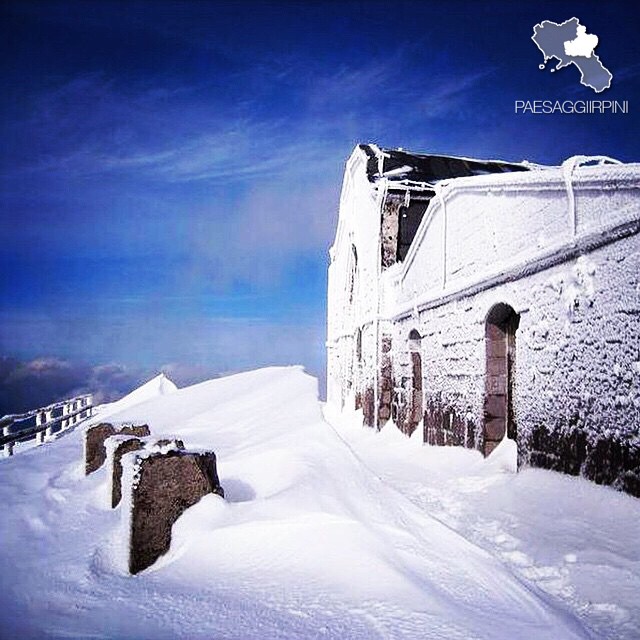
[532,17,612,93]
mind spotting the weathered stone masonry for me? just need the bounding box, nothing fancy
[327,144,640,496]
[84,422,223,573]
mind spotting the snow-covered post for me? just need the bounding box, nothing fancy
[35,411,44,427]
[36,430,45,445]
[85,423,151,475]
[123,447,224,574]
[2,425,13,457]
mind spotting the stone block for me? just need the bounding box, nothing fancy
[85,423,151,475]
[484,417,505,442]
[120,424,151,438]
[153,438,185,449]
[110,437,186,508]
[127,450,224,574]
[110,437,145,508]
[483,394,506,419]
[363,387,375,427]
[85,423,116,475]
[483,439,501,457]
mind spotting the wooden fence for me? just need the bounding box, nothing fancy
[0,394,93,456]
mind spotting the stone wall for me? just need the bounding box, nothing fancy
[328,150,640,496]
[390,234,640,495]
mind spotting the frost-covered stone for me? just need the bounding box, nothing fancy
[84,422,151,475]
[107,436,185,508]
[108,436,145,508]
[328,144,640,496]
[125,449,224,574]
[84,423,116,475]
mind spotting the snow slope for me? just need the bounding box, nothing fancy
[0,367,635,639]
[98,372,178,418]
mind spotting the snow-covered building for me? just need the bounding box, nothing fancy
[327,144,640,496]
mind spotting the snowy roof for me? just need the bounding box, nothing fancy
[359,143,530,185]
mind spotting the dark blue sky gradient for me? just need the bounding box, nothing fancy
[1,0,639,394]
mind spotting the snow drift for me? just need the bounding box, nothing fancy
[0,367,636,639]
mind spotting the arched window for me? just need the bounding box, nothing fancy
[409,328,422,350]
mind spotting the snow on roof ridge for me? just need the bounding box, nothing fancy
[365,142,529,168]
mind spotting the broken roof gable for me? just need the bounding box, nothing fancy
[358,143,530,185]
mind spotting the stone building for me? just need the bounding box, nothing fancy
[326,144,640,496]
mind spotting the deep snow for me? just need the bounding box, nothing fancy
[0,367,638,639]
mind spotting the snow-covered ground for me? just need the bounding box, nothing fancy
[0,367,638,639]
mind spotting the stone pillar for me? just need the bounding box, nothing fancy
[1,425,13,457]
[85,423,116,473]
[126,449,224,574]
[110,437,145,508]
[110,437,185,508]
[378,334,393,428]
[85,423,151,474]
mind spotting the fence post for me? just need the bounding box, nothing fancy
[2,425,13,457]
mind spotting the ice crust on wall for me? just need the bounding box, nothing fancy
[327,146,640,491]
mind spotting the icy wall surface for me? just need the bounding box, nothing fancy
[328,148,640,495]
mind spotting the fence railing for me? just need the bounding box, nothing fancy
[0,394,94,456]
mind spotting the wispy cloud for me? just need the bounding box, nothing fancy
[418,68,498,118]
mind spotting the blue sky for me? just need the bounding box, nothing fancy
[1,0,639,403]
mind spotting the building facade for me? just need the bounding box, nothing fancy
[327,144,640,496]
